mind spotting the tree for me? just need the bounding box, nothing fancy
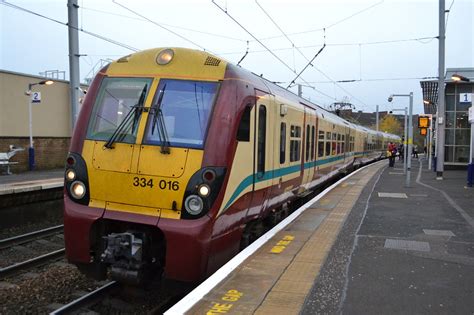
[379,114,402,136]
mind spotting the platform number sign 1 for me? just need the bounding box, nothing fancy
[459,93,472,103]
[31,92,41,104]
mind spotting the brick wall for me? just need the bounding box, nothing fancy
[0,137,70,173]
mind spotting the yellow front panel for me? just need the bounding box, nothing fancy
[137,146,188,178]
[83,140,204,215]
[92,141,136,173]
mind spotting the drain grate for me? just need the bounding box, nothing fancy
[378,192,408,198]
[423,229,455,237]
[384,239,430,252]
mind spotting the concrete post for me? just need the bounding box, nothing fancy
[436,0,446,179]
[406,93,413,188]
[68,0,80,130]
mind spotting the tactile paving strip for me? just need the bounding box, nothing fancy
[384,239,431,252]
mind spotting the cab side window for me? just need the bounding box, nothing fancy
[236,106,251,141]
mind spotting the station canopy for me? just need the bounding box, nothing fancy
[420,80,438,115]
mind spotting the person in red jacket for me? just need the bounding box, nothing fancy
[387,142,396,167]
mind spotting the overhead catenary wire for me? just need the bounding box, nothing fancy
[82,6,247,43]
[1,1,139,52]
[252,0,384,42]
[112,0,211,52]
[211,0,298,76]
[254,0,328,88]
[305,76,438,84]
[217,36,438,55]
[211,0,335,102]
[445,0,455,31]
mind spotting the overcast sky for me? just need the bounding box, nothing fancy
[1,0,473,114]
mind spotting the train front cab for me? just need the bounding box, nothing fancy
[64,48,231,284]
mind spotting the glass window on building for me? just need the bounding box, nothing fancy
[445,146,455,163]
[445,94,455,111]
[445,112,455,128]
[454,146,469,163]
[443,81,473,165]
[455,129,470,146]
[455,112,469,128]
[445,129,455,145]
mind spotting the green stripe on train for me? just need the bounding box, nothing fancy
[222,151,370,210]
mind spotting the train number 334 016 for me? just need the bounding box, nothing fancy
[133,177,179,191]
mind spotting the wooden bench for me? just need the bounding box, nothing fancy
[0,146,25,175]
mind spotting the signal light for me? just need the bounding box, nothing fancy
[66,156,76,166]
[203,169,216,182]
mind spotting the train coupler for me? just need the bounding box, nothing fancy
[100,232,149,285]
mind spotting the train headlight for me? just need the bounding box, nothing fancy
[70,181,86,199]
[198,184,210,197]
[156,49,174,65]
[65,169,76,181]
[184,195,204,215]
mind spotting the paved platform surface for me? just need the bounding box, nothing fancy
[0,169,64,195]
[174,157,473,314]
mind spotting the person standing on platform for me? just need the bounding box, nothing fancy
[387,142,396,167]
[398,143,404,160]
[413,145,418,158]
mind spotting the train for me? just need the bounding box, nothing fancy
[63,47,400,285]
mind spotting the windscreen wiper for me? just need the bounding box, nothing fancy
[104,84,148,149]
[151,84,170,154]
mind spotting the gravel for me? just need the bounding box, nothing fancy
[0,263,104,314]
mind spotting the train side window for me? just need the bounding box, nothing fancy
[236,106,251,142]
[290,125,301,162]
[336,134,341,154]
[311,126,315,160]
[318,130,325,157]
[325,131,331,156]
[305,125,310,161]
[257,105,266,175]
[280,122,286,164]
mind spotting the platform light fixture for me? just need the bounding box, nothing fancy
[451,74,470,82]
[25,80,55,170]
[388,92,414,188]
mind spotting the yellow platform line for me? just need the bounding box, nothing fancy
[255,162,385,314]
[185,162,385,315]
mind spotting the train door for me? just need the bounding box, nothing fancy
[302,106,316,186]
[247,89,274,218]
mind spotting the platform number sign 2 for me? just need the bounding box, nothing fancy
[31,92,41,104]
[459,93,472,103]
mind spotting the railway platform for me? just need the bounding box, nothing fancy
[167,157,474,315]
[0,169,63,196]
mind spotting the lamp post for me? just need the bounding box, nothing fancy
[389,93,414,187]
[25,80,54,170]
[389,107,408,174]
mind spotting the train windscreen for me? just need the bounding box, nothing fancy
[86,77,153,143]
[143,79,219,149]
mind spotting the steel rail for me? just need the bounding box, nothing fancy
[0,225,64,250]
[49,281,120,315]
[0,248,65,279]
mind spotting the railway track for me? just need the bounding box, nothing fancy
[0,225,65,279]
[0,248,65,279]
[49,281,120,315]
[0,225,64,250]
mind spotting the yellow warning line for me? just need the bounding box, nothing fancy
[255,162,385,314]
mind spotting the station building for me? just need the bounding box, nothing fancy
[0,70,83,172]
[421,68,474,167]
